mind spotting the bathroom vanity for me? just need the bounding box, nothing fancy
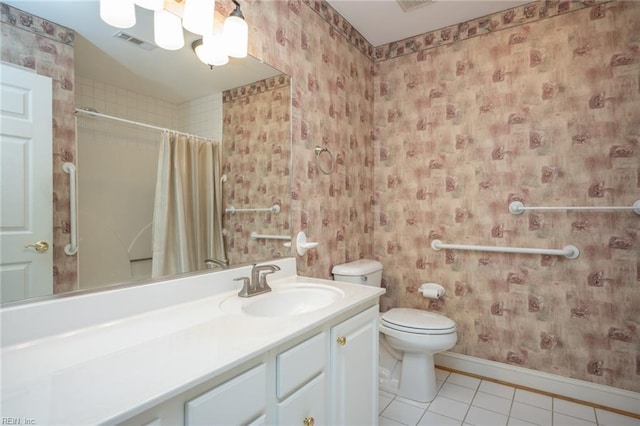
[0,258,384,425]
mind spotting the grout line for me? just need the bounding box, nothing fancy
[461,383,479,425]
[380,376,638,426]
[506,389,517,426]
[415,407,427,426]
[436,365,640,420]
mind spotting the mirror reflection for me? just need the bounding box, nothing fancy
[0,1,292,303]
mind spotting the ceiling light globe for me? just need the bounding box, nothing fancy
[154,9,185,50]
[223,15,248,58]
[134,0,164,11]
[196,33,229,66]
[100,0,136,29]
[182,0,215,36]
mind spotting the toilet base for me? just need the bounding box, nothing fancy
[397,352,437,403]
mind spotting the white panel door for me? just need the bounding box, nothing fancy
[0,63,53,303]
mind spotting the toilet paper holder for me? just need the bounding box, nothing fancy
[419,283,445,299]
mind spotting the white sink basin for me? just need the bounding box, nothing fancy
[220,284,344,317]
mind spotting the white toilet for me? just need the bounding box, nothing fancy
[332,259,457,403]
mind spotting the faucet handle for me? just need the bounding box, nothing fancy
[258,266,280,289]
[234,276,251,297]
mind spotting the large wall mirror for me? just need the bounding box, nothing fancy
[0,1,292,304]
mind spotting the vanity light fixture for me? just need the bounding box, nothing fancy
[99,0,248,64]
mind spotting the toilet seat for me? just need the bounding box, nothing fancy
[381,308,456,335]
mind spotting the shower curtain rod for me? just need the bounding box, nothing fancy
[74,107,216,142]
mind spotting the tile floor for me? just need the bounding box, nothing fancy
[378,369,640,426]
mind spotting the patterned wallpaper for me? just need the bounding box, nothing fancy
[0,3,77,293]
[373,1,640,392]
[233,0,377,277]
[2,0,637,394]
[219,0,640,392]
[222,75,292,265]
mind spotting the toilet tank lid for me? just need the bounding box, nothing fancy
[332,259,383,275]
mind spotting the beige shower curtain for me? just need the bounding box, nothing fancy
[151,132,226,277]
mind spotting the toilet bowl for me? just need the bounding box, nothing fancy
[379,308,457,402]
[332,260,457,403]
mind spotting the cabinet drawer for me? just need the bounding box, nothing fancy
[185,363,266,425]
[276,332,325,399]
[277,373,325,425]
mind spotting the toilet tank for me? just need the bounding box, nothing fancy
[332,259,383,287]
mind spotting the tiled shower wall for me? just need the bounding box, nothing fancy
[176,93,223,142]
[75,78,223,285]
[76,76,221,140]
[373,1,640,392]
[74,77,170,288]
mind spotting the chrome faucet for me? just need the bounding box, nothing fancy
[204,258,228,269]
[235,264,281,298]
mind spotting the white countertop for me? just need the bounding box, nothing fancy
[0,263,384,425]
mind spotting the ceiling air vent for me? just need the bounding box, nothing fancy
[396,0,434,12]
[113,31,156,51]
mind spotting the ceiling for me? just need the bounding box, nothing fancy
[325,0,530,47]
[3,0,530,103]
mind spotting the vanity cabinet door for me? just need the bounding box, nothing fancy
[277,373,325,426]
[185,363,266,426]
[330,305,379,426]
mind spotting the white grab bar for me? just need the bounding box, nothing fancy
[62,162,78,255]
[250,232,291,241]
[431,239,579,260]
[509,200,640,216]
[226,204,281,214]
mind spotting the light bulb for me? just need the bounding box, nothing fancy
[134,0,164,10]
[196,32,229,66]
[182,0,215,36]
[223,15,248,58]
[154,9,184,50]
[100,0,136,29]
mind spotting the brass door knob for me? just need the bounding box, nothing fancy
[336,336,347,346]
[303,417,315,426]
[24,241,49,253]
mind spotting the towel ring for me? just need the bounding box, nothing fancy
[314,146,335,174]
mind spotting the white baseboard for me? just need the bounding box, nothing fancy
[435,351,640,416]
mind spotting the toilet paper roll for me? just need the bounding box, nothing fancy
[419,283,445,299]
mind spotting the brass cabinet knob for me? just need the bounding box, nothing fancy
[336,336,347,346]
[24,241,49,253]
[303,417,315,426]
